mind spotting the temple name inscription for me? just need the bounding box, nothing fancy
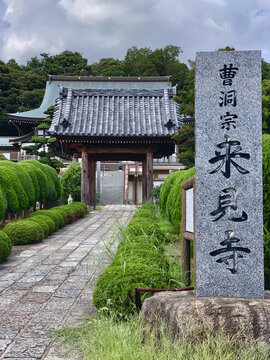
[195,51,264,298]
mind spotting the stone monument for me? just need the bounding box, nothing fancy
[195,50,264,298]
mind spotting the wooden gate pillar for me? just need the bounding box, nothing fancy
[89,159,96,209]
[81,150,90,206]
[142,158,147,203]
[146,148,153,203]
[81,149,96,209]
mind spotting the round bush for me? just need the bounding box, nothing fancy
[0,161,35,208]
[117,234,163,252]
[93,262,169,314]
[30,210,60,231]
[0,168,19,214]
[49,208,66,227]
[3,220,44,245]
[58,205,76,223]
[114,245,168,270]
[0,231,12,262]
[0,185,7,220]
[26,215,53,237]
[19,162,40,202]
[126,218,166,244]
[22,160,57,201]
[27,213,55,236]
[43,164,61,199]
[68,202,88,218]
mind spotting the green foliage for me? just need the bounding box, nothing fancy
[93,261,168,315]
[159,171,180,215]
[126,217,166,243]
[48,208,67,228]
[0,167,19,214]
[29,209,60,231]
[37,123,50,130]
[27,214,55,236]
[3,220,44,245]
[165,167,195,234]
[67,202,88,218]
[31,136,48,144]
[26,215,51,237]
[0,186,7,220]
[57,205,76,224]
[22,160,59,201]
[0,231,12,262]
[60,162,81,204]
[173,122,195,168]
[0,161,35,207]
[20,160,48,201]
[152,184,162,206]
[262,79,270,133]
[262,134,270,289]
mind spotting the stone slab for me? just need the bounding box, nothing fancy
[195,51,264,298]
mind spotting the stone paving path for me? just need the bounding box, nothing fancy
[0,205,136,360]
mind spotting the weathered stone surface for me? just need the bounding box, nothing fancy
[140,291,270,343]
[195,51,264,298]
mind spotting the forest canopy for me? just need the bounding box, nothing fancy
[0,46,269,135]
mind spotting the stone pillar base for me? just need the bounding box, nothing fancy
[140,291,270,343]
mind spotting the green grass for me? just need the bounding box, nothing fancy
[53,313,270,360]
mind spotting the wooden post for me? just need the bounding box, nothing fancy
[81,150,90,206]
[89,159,96,209]
[146,148,153,203]
[142,158,147,203]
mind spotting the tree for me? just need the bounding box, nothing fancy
[22,105,70,169]
[60,161,81,204]
[173,122,195,168]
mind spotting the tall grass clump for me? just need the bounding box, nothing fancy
[53,313,270,360]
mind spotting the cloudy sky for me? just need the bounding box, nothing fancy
[0,0,269,65]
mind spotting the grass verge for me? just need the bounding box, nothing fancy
[53,313,270,360]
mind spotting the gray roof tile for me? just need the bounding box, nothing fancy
[49,87,182,138]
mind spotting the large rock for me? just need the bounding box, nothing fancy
[140,291,270,343]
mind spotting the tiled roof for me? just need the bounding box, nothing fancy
[49,87,182,138]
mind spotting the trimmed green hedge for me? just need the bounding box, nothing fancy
[29,210,61,231]
[263,134,270,289]
[0,167,19,215]
[165,167,195,234]
[93,206,170,315]
[0,161,35,208]
[19,162,40,202]
[27,215,53,237]
[0,186,7,220]
[159,171,180,215]
[93,262,169,315]
[3,220,44,245]
[0,231,12,262]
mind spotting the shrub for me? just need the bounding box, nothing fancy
[60,162,81,204]
[26,215,53,237]
[58,205,76,223]
[159,171,181,215]
[126,218,166,244]
[93,262,169,315]
[0,168,19,214]
[132,209,157,221]
[0,161,35,208]
[166,167,195,234]
[29,210,60,231]
[49,208,67,227]
[20,160,48,201]
[3,220,44,245]
[0,231,12,262]
[117,234,164,251]
[43,164,61,199]
[0,166,29,211]
[22,160,58,201]
[19,162,40,202]
[0,185,7,220]
[68,202,88,218]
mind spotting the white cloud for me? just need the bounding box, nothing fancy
[0,0,269,65]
